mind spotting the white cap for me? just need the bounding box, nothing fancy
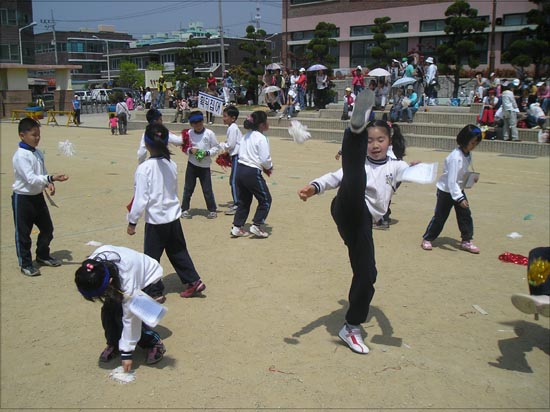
[512,78,520,87]
[490,72,495,77]
[356,66,362,70]
[494,78,501,85]
[425,57,434,64]
[345,87,352,92]
[299,67,305,72]
[407,85,414,90]
[537,81,544,87]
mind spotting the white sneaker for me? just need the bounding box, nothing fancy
[338,323,369,354]
[231,226,249,237]
[250,224,269,238]
[511,294,550,317]
[350,89,375,134]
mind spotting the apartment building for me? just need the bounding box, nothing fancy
[282,0,536,71]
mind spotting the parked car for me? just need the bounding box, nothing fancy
[91,88,112,103]
[74,90,92,103]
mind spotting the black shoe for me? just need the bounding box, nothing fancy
[350,89,375,134]
[21,266,41,277]
[36,257,62,267]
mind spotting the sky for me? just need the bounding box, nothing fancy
[32,0,282,39]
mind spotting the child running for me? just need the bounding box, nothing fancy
[127,123,206,298]
[298,90,415,354]
[12,118,69,277]
[421,124,482,253]
[181,111,220,219]
[74,245,166,371]
[219,106,243,215]
[231,111,273,238]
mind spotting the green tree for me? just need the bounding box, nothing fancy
[238,25,272,104]
[501,0,550,79]
[370,17,401,68]
[436,0,489,97]
[305,22,338,68]
[174,38,205,94]
[117,61,144,89]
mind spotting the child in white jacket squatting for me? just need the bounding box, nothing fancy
[74,245,166,371]
[298,90,417,354]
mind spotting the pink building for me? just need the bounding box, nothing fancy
[282,0,537,73]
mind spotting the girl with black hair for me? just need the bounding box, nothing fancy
[231,111,273,238]
[298,92,419,354]
[74,245,166,371]
[421,124,482,253]
[127,123,206,298]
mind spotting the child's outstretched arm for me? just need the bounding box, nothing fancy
[298,184,316,201]
[46,174,69,196]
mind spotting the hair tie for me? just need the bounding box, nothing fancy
[246,115,254,123]
[86,263,94,272]
[387,121,393,129]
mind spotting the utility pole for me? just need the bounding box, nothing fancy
[218,0,225,72]
[41,10,58,64]
[488,0,497,74]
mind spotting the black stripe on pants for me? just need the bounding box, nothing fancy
[233,164,272,227]
[12,193,54,268]
[144,220,200,285]
[331,128,378,325]
[423,188,474,242]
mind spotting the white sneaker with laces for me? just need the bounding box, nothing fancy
[339,323,369,354]
[231,226,249,237]
[250,224,269,238]
[350,89,375,134]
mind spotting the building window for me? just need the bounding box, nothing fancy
[420,19,446,32]
[0,9,17,25]
[419,35,488,65]
[350,38,407,68]
[503,13,528,26]
[291,31,315,41]
[161,53,175,63]
[350,22,409,37]
[290,0,332,4]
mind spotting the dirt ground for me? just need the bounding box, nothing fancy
[1,116,549,411]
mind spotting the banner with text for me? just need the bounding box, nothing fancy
[198,92,224,117]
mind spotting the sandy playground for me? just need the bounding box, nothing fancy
[0,115,549,410]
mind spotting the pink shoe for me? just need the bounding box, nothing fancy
[421,240,432,250]
[461,240,480,254]
[180,280,206,298]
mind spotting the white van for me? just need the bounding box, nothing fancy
[91,88,111,103]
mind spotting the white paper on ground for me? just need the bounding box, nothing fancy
[109,366,135,384]
[128,290,167,327]
[507,232,523,239]
[400,162,438,184]
[86,240,103,246]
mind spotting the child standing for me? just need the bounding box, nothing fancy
[298,90,417,354]
[74,245,167,371]
[12,118,69,276]
[72,95,81,126]
[181,111,220,219]
[219,106,243,215]
[421,124,482,253]
[127,123,206,298]
[231,111,273,238]
[109,113,118,135]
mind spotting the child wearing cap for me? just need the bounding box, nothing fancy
[341,87,356,120]
[181,111,220,219]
